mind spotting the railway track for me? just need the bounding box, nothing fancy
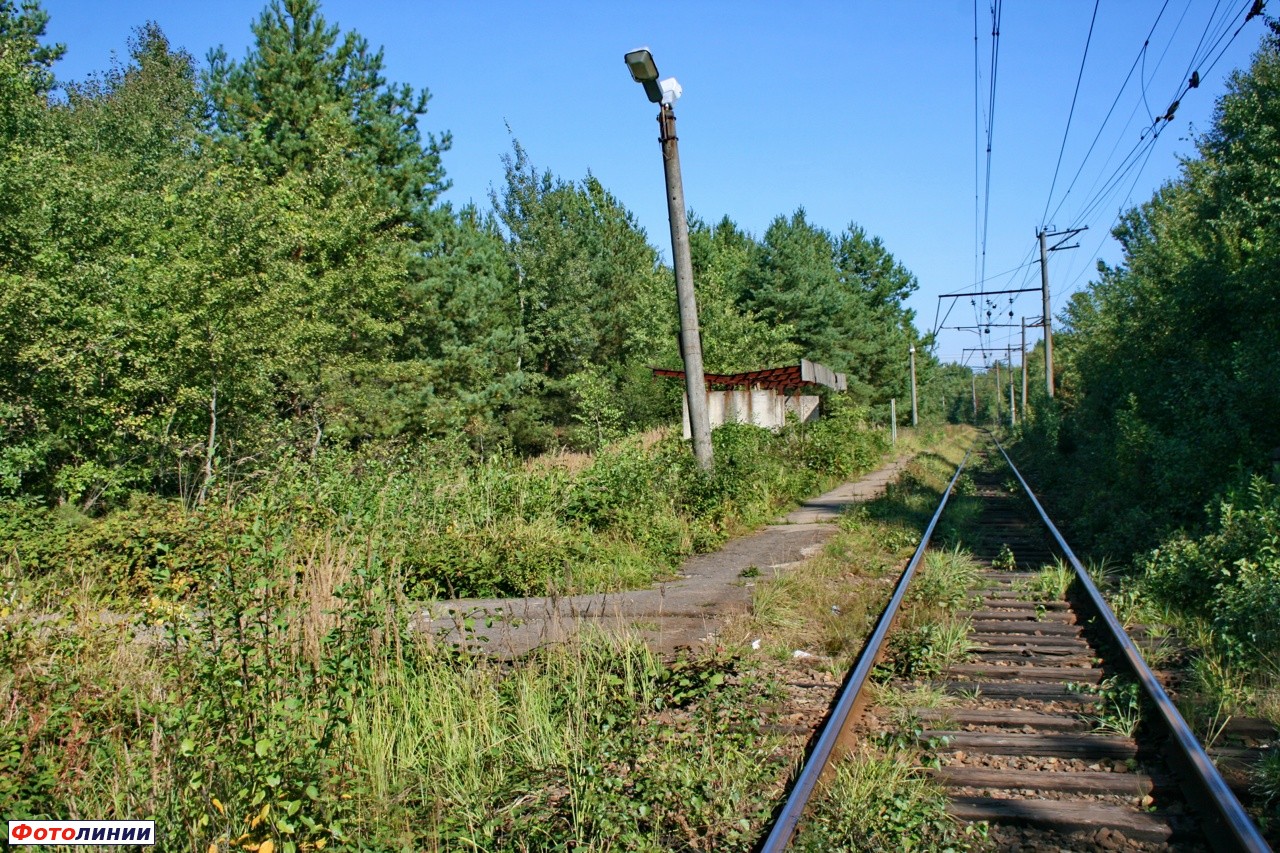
[761,435,1271,852]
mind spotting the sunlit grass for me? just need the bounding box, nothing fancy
[1014,558,1076,601]
[792,744,983,852]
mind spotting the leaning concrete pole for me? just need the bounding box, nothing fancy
[659,103,713,470]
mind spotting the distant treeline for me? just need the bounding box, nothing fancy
[0,0,931,510]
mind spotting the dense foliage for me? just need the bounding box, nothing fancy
[1139,478,1280,664]
[1018,23,1280,669]
[0,0,930,511]
[2,406,889,602]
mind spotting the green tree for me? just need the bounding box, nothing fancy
[0,3,509,503]
[688,215,801,373]
[204,0,448,223]
[834,224,922,403]
[493,141,676,446]
[0,23,211,504]
[0,0,62,99]
[1027,23,1280,555]
[384,205,522,450]
[0,1,65,494]
[743,210,850,372]
[739,210,924,403]
[199,0,513,461]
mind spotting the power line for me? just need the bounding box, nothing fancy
[1197,0,1263,79]
[1143,0,1196,122]
[1065,0,1261,234]
[1050,1,1184,232]
[1040,0,1100,229]
[941,2,1265,368]
[1054,136,1163,312]
[977,0,1004,360]
[1047,1,1262,314]
[1044,0,1171,228]
[973,0,982,306]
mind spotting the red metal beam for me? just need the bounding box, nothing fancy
[652,365,816,390]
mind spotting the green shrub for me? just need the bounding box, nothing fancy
[1140,477,1280,667]
[794,745,981,851]
[565,442,662,531]
[1,496,240,601]
[406,517,585,598]
[4,407,890,602]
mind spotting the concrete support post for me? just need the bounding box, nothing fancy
[994,360,1002,426]
[1021,316,1028,421]
[1039,229,1055,399]
[909,346,918,427]
[1009,358,1016,428]
[659,104,713,470]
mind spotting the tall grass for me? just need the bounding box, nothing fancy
[2,405,889,603]
[1,519,789,851]
[792,744,981,851]
[347,635,784,850]
[1015,558,1075,601]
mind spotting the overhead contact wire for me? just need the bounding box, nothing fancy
[1040,0,1100,229]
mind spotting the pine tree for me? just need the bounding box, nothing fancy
[688,215,800,372]
[493,141,675,445]
[205,0,448,226]
[0,0,63,100]
[743,210,859,376]
[834,224,921,402]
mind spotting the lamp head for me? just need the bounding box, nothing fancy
[624,47,664,103]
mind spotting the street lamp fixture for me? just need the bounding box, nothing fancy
[624,47,663,103]
[908,345,919,427]
[623,46,712,470]
[626,47,683,105]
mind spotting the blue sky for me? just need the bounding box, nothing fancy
[40,1,1269,368]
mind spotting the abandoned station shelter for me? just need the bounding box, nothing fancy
[653,359,847,439]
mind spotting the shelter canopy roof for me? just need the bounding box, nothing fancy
[652,359,846,392]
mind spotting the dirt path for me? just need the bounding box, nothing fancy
[412,453,915,657]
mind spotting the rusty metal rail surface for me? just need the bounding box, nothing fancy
[992,437,1270,853]
[758,449,972,851]
[759,437,1271,852]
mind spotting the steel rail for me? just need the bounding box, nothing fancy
[993,438,1271,853]
[759,450,972,852]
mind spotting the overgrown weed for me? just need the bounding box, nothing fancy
[0,533,788,850]
[875,547,980,680]
[1253,749,1280,832]
[1015,558,1076,600]
[1077,676,1143,738]
[0,419,974,849]
[2,406,890,603]
[792,743,983,851]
